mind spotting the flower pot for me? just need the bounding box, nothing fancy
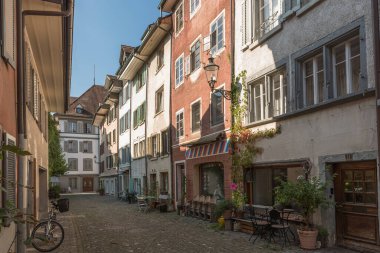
[297,229,318,250]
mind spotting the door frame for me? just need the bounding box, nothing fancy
[333,160,380,251]
[82,177,94,192]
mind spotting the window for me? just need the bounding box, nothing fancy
[68,158,78,171]
[76,105,83,114]
[67,140,78,153]
[258,0,280,37]
[107,133,111,145]
[161,129,169,156]
[139,140,145,157]
[303,54,324,107]
[190,0,200,16]
[69,178,77,189]
[176,110,184,139]
[160,172,169,193]
[133,103,146,128]
[152,135,158,157]
[155,86,164,114]
[301,0,311,6]
[211,91,224,126]
[175,55,184,87]
[80,141,92,153]
[332,37,360,98]
[106,155,113,168]
[190,40,201,72]
[120,115,125,133]
[175,2,184,34]
[200,163,224,197]
[113,129,116,143]
[84,123,92,134]
[244,166,304,206]
[249,69,287,122]
[135,65,147,92]
[157,44,164,71]
[83,158,93,171]
[191,100,201,132]
[133,143,139,158]
[122,83,129,105]
[210,12,224,54]
[125,111,130,130]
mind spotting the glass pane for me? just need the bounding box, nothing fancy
[365,182,376,193]
[305,60,313,76]
[317,55,323,71]
[350,38,360,57]
[344,193,354,202]
[364,194,376,204]
[344,181,352,192]
[305,76,314,106]
[335,44,346,63]
[317,71,324,102]
[351,55,360,93]
[355,194,364,203]
[365,170,375,181]
[354,182,364,192]
[343,170,353,180]
[354,171,364,181]
[336,63,347,97]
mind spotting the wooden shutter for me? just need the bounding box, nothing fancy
[64,141,68,152]
[253,0,260,40]
[64,121,68,132]
[203,35,210,52]
[241,0,251,47]
[79,141,84,152]
[88,141,93,153]
[73,140,78,153]
[2,0,16,67]
[147,137,152,156]
[3,133,16,206]
[157,134,161,157]
[77,121,83,133]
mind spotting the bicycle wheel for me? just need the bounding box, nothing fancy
[31,220,65,252]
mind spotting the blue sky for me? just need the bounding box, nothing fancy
[71,0,161,97]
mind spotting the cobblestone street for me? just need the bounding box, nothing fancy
[27,195,357,253]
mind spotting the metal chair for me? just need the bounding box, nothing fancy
[268,209,291,248]
[249,207,270,244]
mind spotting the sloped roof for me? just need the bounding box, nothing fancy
[65,85,107,117]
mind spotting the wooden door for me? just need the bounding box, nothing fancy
[334,161,379,248]
[83,177,93,192]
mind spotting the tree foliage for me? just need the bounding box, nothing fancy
[48,114,67,176]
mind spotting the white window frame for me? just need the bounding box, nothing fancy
[155,85,164,114]
[258,0,282,37]
[189,0,201,19]
[175,53,184,88]
[302,54,324,106]
[189,35,202,74]
[190,98,201,133]
[176,108,185,139]
[332,36,360,98]
[210,83,225,127]
[175,1,184,36]
[209,10,225,56]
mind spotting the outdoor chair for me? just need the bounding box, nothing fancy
[137,196,148,213]
[268,209,291,248]
[249,207,270,244]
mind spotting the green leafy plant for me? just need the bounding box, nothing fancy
[48,114,68,177]
[230,182,247,211]
[214,199,234,219]
[275,176,330,229]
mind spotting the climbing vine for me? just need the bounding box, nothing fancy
[230,71,281,187]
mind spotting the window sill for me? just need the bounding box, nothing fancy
[161,154,169,159]
[244,89,375,129]
[175,81,184,90]
[210,122,224,129]
[249,24,283,51]
[296,0,323,17]
[154,110,164,118]
[150,157,158,161]
[211,46,226,57]
[156,64,164,74]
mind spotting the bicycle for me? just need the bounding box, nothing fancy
[30,198,69,252]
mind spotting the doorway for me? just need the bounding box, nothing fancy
[334,161,379,249]
[83,177,94,192]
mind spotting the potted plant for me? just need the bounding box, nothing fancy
[275,176,329,250]
[230,182,247,218]
[214,199,234,230]
[98,187,105,196]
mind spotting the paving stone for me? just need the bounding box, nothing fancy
[27,195,359,253]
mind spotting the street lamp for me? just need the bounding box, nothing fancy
[204,56,238,100]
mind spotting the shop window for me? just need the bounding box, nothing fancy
[200,163,224,198]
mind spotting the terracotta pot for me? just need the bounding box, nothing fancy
[297,229,318,250]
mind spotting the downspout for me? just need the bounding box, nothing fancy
[144,64,148,195]
[17,4,72,253]
[372,0,380,231]
[229,0,235,200]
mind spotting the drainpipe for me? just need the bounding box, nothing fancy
[229,0,235,199]
[16,4,72,253]
[145,64,149,195]
[372,0,380,229]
